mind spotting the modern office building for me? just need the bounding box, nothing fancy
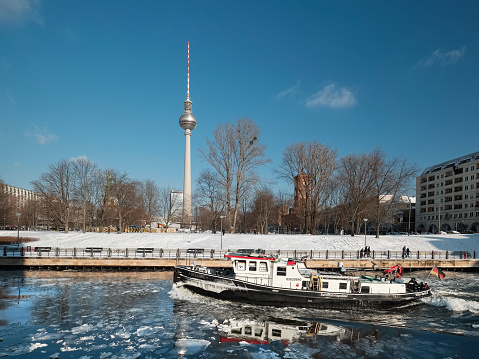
[416,151,479,233]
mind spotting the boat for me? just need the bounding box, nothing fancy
[218,318,345,345]
[173,251,432,310]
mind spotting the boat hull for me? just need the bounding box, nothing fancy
[173,265,431,310]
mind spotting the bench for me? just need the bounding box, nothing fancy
[34,247,52,252]
[85,247,103,253]
[136,248,154,253]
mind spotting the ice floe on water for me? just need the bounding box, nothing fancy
[175,338,211,356]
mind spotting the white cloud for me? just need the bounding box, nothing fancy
[276,81,300,99]
[34,133,56,145]
[415,47,466,68]
[305,83,357,109]
[70,155,89,162]
[0,57,10,70]
[25,127,57,145]
[0,0,43,26]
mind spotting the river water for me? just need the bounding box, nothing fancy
[0,270,478,358]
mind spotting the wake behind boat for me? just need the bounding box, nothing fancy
[173,251,432,310]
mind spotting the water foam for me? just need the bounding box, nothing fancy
[427,295,479,313]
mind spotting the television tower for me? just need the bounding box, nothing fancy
[178,42,196,227]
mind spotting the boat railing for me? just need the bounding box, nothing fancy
[1,247,476,261]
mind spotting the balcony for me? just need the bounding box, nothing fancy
[428,176,435,181]
[454,204,463,210]
[455,177,463,183]
[445,180,453,186]
[421,178,427,184]
[428,192,435,197]
[454,186,462,192]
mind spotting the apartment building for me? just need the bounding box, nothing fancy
[2,184,38,209]
[416,151,479,233]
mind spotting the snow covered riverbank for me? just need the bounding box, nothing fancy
[1,230,479,253]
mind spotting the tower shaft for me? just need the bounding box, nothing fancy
[183,129,192,226]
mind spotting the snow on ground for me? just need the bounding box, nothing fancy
[1,230,479,252]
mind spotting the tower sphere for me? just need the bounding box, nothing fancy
[179,99,197,131]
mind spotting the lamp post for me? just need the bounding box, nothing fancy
[16,213,21,247]
[220,215,225,250]
[363,218,368,248]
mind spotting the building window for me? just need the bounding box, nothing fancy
[464,213,468,218]
[472,175,475,180]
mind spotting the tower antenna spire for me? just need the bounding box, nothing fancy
[187,41,190,100]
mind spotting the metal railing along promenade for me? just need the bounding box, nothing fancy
[1,246,476,261]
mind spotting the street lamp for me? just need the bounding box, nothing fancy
[363,218,368,248]
[16,213,21,247]
[220,215,226,250]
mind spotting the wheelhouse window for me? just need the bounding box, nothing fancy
[339,283,348,290]
[361,286,370,293]
[271,329,282,337]
[259,262,268,272]
[236,260,246,271]
[322,281,329,289]
[248,261,257,271]
[277,267,287,276]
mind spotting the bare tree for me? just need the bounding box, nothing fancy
[141,179,160,232]
[157,187,182,229]
[32,159,73,233]
[111,172,140,234]
[336,153,377,235]
[196,169,224,233]
[278,141,337,234]
[71,157,98,233]
[251,186,276,234]
[199,118,269,233]
[368,149,418,237]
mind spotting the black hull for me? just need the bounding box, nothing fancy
[173,265,431,310]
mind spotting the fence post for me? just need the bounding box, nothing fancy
[210,249,215,258]
[446,251,449,259]
[372,250,375,259]
[432,251,434,259]
[387,250,390,259]
[417,250,419,259]
[341,250,344,259]
[126,248,129,257]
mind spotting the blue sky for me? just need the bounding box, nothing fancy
[1,1,478,195]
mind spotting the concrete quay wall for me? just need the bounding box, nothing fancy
[1,257,479,271]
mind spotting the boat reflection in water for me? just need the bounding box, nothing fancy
[218,318,346,346]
